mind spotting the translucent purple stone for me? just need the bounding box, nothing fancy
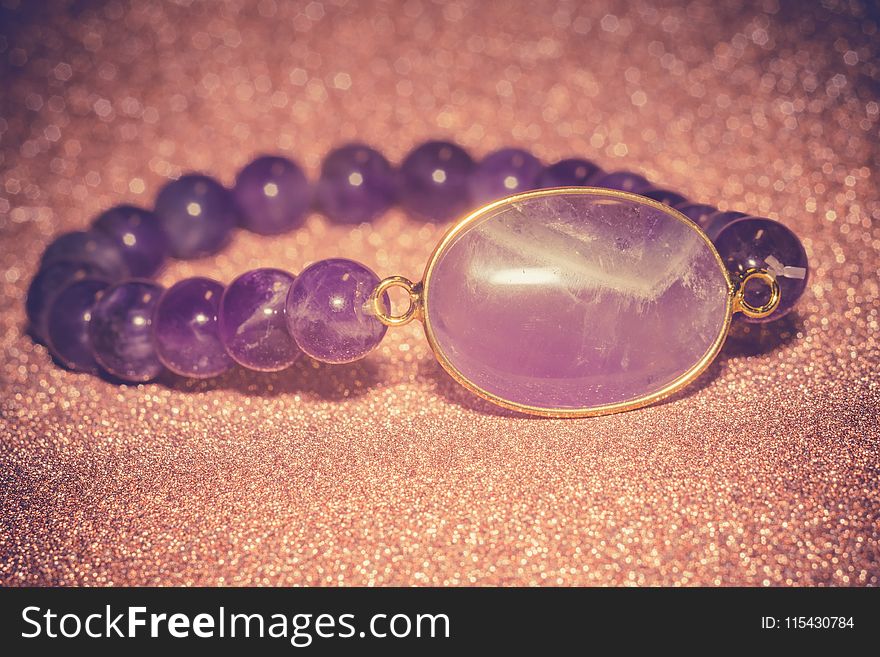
[674,203,717,228]
[45,278,109,373]
[593,170,651,193]
[218,268,301,371]
[537,158,603,188]
[154,174,238,259]
[285,258,387,364]
[88,280,165,382]
[26,260,109,341]
[398,141,475,221]
[714,217,809,323]
[467,148,542,204]
[703,210,749,240]
[641,187,688,207]
[233,156,311,235]
[41,230,129,278]
[424,191,730,410]
[316,144,396,224]
[93,205,169,277]
[154,277,233,378]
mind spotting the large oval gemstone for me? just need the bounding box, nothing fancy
[422,189,732,415]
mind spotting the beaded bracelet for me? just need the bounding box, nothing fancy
[26,141,809,417]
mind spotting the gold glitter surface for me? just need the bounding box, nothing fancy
[1,0,879,586]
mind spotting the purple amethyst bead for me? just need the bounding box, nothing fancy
[468,148,542,204]
[45,277,109,373]
[398,141,475,221]
[93,205,169,277]
[674,203,717,228]
[316,144,396,224]
[593,170,651,193]
[154,174,238,259]
[26,260,109,341]
[703,210,749,240]
[154,277,233,378]
[285,258,387,364]
[41,230,128,278]
[219,268,301,371]
[537,158,603,188]
[88,280,165,382]
[641,187,688,207]
[233,155,311,235]
[714,217,809,323]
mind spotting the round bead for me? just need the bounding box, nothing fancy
[468,148,542,204]
[154,174,238,259]
[26,260,109,341]
[593,170,651,192]
[233,155,311,235]
[93,205,169,277]
[641,187,688,207]
[703,210,749,241]
[88,280,165,382]
[219,268,301,371]
[674,203,717,228]
[45,278,109,373]
[285,258,387,364]
[316,144,396,224]
[41,230,128,278]
[154,277,233,378]
[398,141,475,221]
[537,158,603,188]
[714,217,809,323]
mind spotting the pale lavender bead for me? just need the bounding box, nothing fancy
[219,268,301,371]
[41,230,129,278]
[93,205,169,277]
[537,158,603,188]
[26,260,109,341]
[704,210,749,240]
[468,148,542,204]
[399,141,475,221]
[233,155,311,235]
[45,278,109,373]
[285,258,387,364]
[641,187,688,207]
[154,174,238,259]
[593,170,651,192]
[714,217,809,323]
[674,203,717,228]
[316,144,396,224]
[154,277,233,378]
[88,280,165,382]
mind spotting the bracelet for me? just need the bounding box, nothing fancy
[26,141,809,418]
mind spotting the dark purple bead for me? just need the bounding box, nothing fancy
[154,174,238,259]
[285,258,387,364]
[316,144,396,224]
[45,278,109,373]
[398,141,475,221]
[219,268,301,371]
[88,280,165,382]
[704,210,749,241]
[468,148,542,204]
[537,158,603,188]
[26,260,109,340]
[92,205,169,277]
[593,170,651,193]
[233,155,311,235]
[154,277,233,378]
[714,217,809,323]
[641,187,688,207]
[674,203,717,228]
[41,230,128,278]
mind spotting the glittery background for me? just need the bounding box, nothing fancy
[1,0,879,587]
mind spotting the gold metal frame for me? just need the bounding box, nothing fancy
[372,187,778,418]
